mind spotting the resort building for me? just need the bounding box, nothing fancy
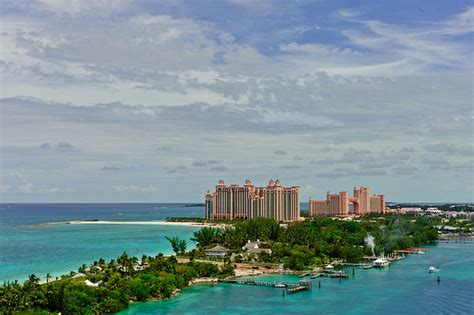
[242,239,272,255]
[309,187,385,216]
[205,179,300,222]
[204,245,230,258]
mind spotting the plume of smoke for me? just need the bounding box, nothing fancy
[364,233,375,255]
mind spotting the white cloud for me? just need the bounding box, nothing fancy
[280,42,362,56]
[112,184,159,193]
[1,171,76,194]
[0,4,472,202]
[18,182,33,192]
[336,9,360,18]
[227,0,277,12]
[252,110,343,128]
[6,172,34,193]
[35,0,131,16]
[339,9,473,70]
[0,185,11,193]
[40,187,75,193]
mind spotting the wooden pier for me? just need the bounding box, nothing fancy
[219,278,312,294]
[438,234,473,242]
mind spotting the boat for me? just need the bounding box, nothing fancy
[275,283,286,288]
[373,258,389,268]
[428,266,437,273]
[416,250,426,255]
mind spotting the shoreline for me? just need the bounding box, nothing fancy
[30,220,225,228]
[123,246,433,310]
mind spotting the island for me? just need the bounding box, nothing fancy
[4,212,470,314]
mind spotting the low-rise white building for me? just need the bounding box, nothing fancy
[242,239,272,255]
[205,245,229,258]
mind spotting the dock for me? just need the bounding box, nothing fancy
[299,271,348,279]
[219,278,312,294]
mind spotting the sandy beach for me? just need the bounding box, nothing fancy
[34,220,224,228]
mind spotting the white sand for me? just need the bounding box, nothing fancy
[66,220,223,228]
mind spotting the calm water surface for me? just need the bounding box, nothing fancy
[0,203,202,282]
[1,204,472,314]
[120,242,474,315]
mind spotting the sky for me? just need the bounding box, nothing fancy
[0,0,473,203]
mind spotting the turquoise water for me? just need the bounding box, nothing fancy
[2,204,473,314]
[120,242,474,314]
[0,203,202,282]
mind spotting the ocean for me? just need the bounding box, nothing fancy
[120,242,474,314]
[1,203,473,314]
[0,203,203,282]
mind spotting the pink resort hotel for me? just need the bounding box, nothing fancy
[205,179,300,222]
[309,187,385,216]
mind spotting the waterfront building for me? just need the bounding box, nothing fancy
[396,207,423,214]
[309,187,385,216]
[205,179,300,222]
[204,245,229,258]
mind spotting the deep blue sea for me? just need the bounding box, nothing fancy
[1,203,473,314]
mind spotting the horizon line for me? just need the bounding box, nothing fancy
[0,201,473,205]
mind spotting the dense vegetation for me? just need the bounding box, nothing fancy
[166,217,207,222]
[1,214,440,313]
[0,252,233,314]
[191,214,440,269]
[441,217,474,232]
[389,203,474,212]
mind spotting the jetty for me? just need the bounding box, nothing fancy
[394,248,426,255]
[219,278,312,294]
[438,233,473,242]
[298,271,348,279]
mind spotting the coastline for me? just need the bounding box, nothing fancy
[136,267,299,305]
[121,242,474,315]
[31,220,225,228]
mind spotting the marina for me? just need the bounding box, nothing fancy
[219,278,312,294]
[120,241,474,314]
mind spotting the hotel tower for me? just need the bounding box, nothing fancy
[205,179,300,222]
[309,187,385,216]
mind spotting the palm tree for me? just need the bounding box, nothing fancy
[118,251,129,267]
[189,249,196,262]
[130,256,138,271]
[28,274,39,285]
[46,273,52,284]
[79,264,87,273]
[165,236,187,255]
[269,222,280,242]
[24,274,40,293]
[191,227,222,247]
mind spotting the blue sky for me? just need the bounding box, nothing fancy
[0,0,473,202]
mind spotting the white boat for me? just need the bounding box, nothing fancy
[373,258,389,268]
[428,266,437,273]
[416,250,426,255]
[275,283,286,288]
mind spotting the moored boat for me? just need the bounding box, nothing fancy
[373,258,389,268]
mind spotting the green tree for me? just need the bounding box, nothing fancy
[46,273,52,284]
[166,236,187,255]
[191,227,223,247]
